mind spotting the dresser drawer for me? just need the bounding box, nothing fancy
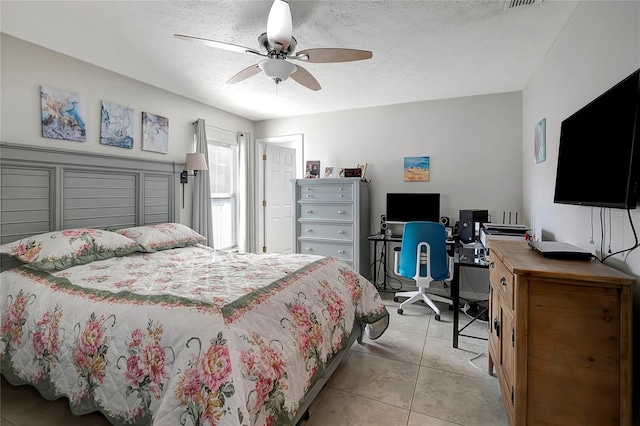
[298,240,353,261]
[489,255,514,310]
[298,204,353,221]
[298,222,353,241]
[298,184,353,201]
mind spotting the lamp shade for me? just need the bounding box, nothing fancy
[259,59,296,83]
[267,0,292,51]
[184,153,208,171]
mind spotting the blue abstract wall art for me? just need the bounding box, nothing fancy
[40,86,86,142]
[100,101,134,149]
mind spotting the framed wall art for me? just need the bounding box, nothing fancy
[40,86,86,142]
[535,118,546,163]
[142,112,169,153]
[404,156,430,182]
[100,101,134,149]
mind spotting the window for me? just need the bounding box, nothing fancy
[208,139,238,250]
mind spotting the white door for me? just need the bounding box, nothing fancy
[264,144,296,253]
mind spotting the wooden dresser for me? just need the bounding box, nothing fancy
[487,240,634,426]
[291,178,370,276]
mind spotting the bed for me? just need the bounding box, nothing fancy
[0,144,389,425]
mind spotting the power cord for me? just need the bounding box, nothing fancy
[468,349,488,371]
[596,208,640,263]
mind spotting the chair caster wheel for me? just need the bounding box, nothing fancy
[435,314,441,321]
[397,308,403,315]
[393,297,399,302]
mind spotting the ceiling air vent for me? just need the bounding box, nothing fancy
[503,0,542,12]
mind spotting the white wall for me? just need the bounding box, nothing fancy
[255,92,522,296]
[0,34,254,224]
[255,92,523,230]
[522,1,640,418]
[523,2,640,274]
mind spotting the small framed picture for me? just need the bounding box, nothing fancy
[305,160,320,178]
[357,163,368,178]
[324,167,334,178]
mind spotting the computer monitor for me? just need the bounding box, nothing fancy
[386,193,440,223]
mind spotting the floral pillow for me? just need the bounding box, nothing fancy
[116,223,206,252]
[0,228,141,271]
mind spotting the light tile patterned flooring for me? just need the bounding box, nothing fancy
[1,292,507,426]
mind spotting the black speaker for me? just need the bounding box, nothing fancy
[440,216,450,227]
[459,209,489,243]
[380,214,388,234]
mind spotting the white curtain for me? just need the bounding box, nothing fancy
[238,132,257,253]
[192,119,214,247]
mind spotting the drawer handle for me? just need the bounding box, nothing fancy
[306,194,311,198]
[489,261,495,268]
[339,194,344,197]
[305,210,313,213]
[500,277,507,286]
[338,250,346,254]
[305,247,313,251]
[337,230,345,234]
[305,228,313,232]
[338,210,345,214]
[494,318,501,338]
[339,187,344,191]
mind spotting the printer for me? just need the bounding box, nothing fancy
[480,223,530,247]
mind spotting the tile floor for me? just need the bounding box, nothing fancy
[0,292,507,426]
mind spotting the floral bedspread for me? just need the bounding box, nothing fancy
[0,245,389,425]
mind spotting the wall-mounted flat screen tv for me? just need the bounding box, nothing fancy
[386,193,440,223]
[554,68,640,209]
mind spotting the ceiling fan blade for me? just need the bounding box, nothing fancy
[174,34,264,57]
[294,48,373,63]
[227,64,262,84]
[290,65,321,91]
[266,0,292,51]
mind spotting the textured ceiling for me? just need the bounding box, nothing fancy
[1,1,579,121]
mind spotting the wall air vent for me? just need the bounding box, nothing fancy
[503,0,542,12]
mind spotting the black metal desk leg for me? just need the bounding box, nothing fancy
[372,241,378,286]
[452,263,461,349]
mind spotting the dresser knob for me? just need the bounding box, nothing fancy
[307,194,311,197]
[339,187,344,191]
[305,228,312,232]
[337,230,345,234]
[489,262,495,268]
[305,247,313,251]
[338,250,345,254]
[305,210,313,213]
[338,210,345,214]
[500,277,507,286]
[339,194,344,197]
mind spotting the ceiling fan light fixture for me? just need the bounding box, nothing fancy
[259,59,297,84]
[267,0,292,51]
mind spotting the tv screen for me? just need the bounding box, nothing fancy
[386,193,440,223]
[554,68,640,209]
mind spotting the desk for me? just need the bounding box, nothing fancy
[368,234,401,289]
[452,244,489,348]
[369,235,487,348]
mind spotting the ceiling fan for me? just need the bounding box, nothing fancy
[174,0,372,91]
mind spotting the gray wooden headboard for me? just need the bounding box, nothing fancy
[1,142,181,269]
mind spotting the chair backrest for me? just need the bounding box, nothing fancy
[398,221,448,281]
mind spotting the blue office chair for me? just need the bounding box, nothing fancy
[393,221,453,320]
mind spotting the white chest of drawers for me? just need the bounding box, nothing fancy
[292,178,370,276]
